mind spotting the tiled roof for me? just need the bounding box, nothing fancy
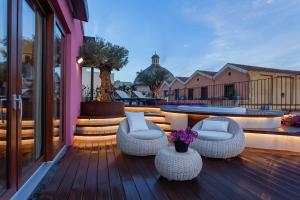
[228,63,300,75]
[176,76,189,82]
[198,70,217,76]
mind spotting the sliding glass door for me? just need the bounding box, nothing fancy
[0,1,68,197]
[53,24,65,152]
[20,0,44,175]
[0,0,8,195]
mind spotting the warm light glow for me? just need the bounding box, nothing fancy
[77,125,119,133]
[125,106,161,113]
[77,57,84,64]
[77,117,124,125]
[245,132,300,153]
[74,135,116,141]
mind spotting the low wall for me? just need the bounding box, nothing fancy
[162,112,300,153]
[163,112,282,130]
[245,132,300,153]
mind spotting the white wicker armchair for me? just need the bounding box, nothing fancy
[191,117,245,159]
[116,119,168,156]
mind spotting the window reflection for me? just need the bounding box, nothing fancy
[53,25,63,151]
[0,0,8,194]
[21,0,43,174]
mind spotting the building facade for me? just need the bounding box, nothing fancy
[160,63,300,110]
[0,0,88,198]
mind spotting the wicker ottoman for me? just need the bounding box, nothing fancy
[154,146,202,181]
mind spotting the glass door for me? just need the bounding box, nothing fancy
[53,23,65,152]
[0,0,8,195]
[19,0,44,175]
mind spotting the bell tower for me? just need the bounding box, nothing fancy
[151,52,160,65]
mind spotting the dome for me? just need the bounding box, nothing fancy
[134,53,175,86]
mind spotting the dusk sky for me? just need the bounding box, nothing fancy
[85,0,300,82]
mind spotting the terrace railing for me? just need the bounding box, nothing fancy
[162,77,300,112]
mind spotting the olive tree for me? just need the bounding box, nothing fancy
[79,37,128,102]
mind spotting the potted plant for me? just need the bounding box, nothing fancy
[170,127,198,153]
[79,37,129,117]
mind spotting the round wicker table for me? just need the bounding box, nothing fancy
[154,146,202,181]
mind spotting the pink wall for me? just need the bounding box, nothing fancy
[52,0,84,145]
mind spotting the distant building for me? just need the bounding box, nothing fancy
[160,63,300,110]
[133,53,174,96]
[114,80,133,89]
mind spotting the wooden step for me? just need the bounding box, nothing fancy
[74,135,116,142]
[76,120,170,128]
[74,132,116,136]
[125,106,161,113]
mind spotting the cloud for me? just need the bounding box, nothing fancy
[176,0,300,72]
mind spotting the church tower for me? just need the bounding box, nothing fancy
[151,52,160,65]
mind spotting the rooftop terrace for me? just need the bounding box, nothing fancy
[31,140,300,200]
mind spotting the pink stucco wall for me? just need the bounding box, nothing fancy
[52,0,84,145]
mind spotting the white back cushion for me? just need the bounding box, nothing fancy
[126,112,148,132]
[201,119,229,132]
[196,130,232,141]
[129,130,163,140]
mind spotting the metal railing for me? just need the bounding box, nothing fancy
[162,77,300,111]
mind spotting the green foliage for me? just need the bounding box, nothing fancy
[138,67,169,97]
[79,37,129,71]
[0,39,7,59]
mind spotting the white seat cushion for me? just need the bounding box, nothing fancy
[129,130,164,140]
[195,130,233,141]
[201,120,229,132]
[126,112,148,132]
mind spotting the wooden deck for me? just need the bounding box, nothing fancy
[31,141,300,200]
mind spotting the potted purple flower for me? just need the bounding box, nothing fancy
[170,127,198,153]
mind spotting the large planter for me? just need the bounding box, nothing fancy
[80,101,125,117]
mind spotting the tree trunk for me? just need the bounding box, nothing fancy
[98,68,114,102]
[150,86,160,98]
[153,88,160,98]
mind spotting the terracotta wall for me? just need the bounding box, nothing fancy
[169,80,186,100]
[213,68,250,99]
[159,84,170,97]
[185,73,214,99]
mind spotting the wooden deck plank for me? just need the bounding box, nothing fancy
[33,142,300,200]
[39,147,78,199]
[83,143,99,200]
[113,145,141,200]
[68,144,91,200]
[119,151,156,200]
[106,143,126,200]
[201,158,267,199]
[97,143,111,200]
[55,151,82,199]
[241,151,300,185]
[133,155,170,200]
[229,156,298,199]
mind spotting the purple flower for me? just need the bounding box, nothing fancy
[282,114,300,127]
[170,127,198,145]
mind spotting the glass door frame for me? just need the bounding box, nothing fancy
[16,0,49,188]
[52,19,66,156]
[1,0,67,197]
